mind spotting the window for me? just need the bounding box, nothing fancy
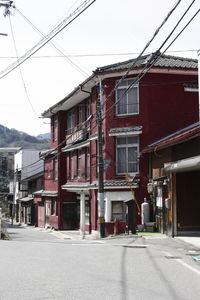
[53,116,58,142]
[79,105,83,126]
[112,201,126,221]
[77,197,90,224]
[116,78,139,116]
[85,99,91,129]
[47,166,51,178]
[86,147,90,180]
[67,110,75,135]
[86,99,90,120]
[96,140,98,179]
[77,150,82,179]
[116,136,139,174]
[51,199,56,215]
[85,200,90,224]
[53,159,58,181]
[70,151,74,180]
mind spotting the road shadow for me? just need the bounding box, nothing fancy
[120,238,138,300]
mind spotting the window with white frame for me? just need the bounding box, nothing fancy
[116,136,139,175]
[116,78,139,116]
[77,149,82,179]
[112,201,126,221]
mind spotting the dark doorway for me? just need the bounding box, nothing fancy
[63,202,78,230]
[176,171,200,231]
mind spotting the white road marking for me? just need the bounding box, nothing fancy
[162,251,200,276]
[176,259,200,276]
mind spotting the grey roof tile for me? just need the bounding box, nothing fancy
[95,54,198,73]
[109,126,142,134]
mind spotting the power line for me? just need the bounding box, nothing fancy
[37,1,191,165]
[15,7,90,77]
[98,0,183,113]
[17,1,199,172]
[101,0,198,121]
[0,49,198,59]
[8,14,40,118]
[0,0,96,80]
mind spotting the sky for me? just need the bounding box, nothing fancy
[0,0,199,136]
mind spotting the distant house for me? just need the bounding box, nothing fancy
[13,149,44,225]
[34,54,199,235]
[0,148,20,194]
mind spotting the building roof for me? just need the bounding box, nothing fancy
[0,147,21,153]
[142,122,200,153]
[95,54,198,73]
[34,190,58,197]
[62,179,140,191]
[42,54,198,118]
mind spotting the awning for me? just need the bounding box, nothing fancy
[19,196,33,202]
[164,155,200,173]
[109,126,142,136]
[62,183,90,193]
[34,190,58,197]
[62,140,90,152]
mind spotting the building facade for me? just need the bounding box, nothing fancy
[13,149,44,225]
[143,122,200,236]
[34,54,199,235]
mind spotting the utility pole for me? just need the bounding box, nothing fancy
[97,80,105,238]
[0,1,14,17]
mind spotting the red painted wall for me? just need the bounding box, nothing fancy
[44,68,198,232]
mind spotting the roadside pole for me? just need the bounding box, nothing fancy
[97,80,105,238]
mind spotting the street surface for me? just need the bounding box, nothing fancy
[0,224,200,300]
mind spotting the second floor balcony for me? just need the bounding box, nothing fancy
[66,126,88,146]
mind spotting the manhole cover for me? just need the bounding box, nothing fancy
[122,245,147,249]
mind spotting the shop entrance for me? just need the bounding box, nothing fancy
[63,202,78,230]
[176,171,200,231]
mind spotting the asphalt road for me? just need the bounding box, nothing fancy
[1,224,200,300]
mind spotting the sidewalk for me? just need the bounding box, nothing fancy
[36,227,101,240]
[8,222,200,250]
[175,232,200,249]
[42,228,164,241]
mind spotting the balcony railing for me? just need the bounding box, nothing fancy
[66,127,88,146]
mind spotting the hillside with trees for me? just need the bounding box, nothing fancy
[0,125,50,150]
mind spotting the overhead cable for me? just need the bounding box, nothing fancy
[102,5,199,122]
[100,0,183,110]
[8,13,40,117]
[0,49,198,59]
[0,0,96,80]
[15,7,90,77]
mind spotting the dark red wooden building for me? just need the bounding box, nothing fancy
[34,54,198,235]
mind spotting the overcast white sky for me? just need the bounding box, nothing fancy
[0,0,199,136]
